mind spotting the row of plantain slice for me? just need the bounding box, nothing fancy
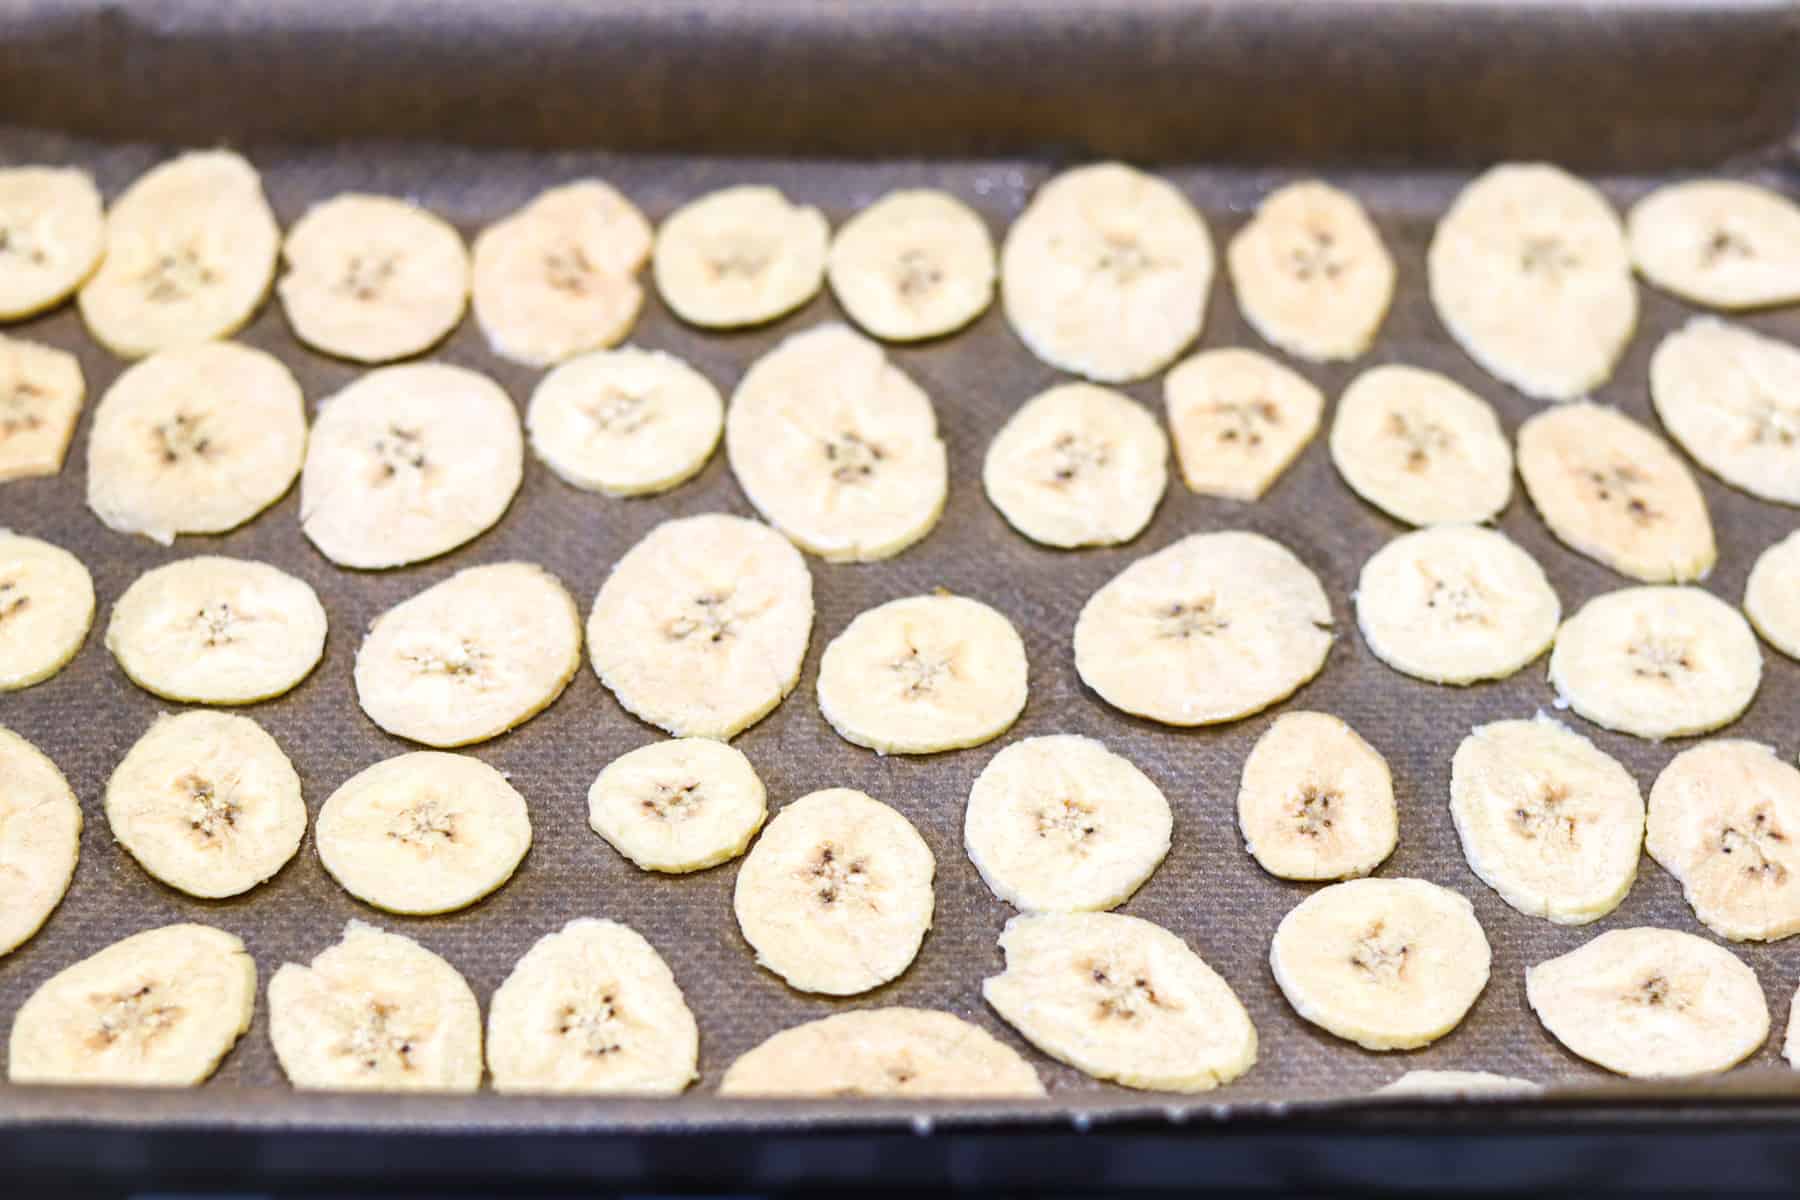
[0,506,1792,754]
[3,508,1794,766]
[2,845,1787,1095]
[1002,162,1796,394]
[0,912,1041,1098]
[4,152,1793,396]
[0,153,653,366]
[0,712,533,917]
[715,308,1796,571]
[1073,523,1760,744]
[27,681,1780,990]
[0,513,1008,753]
[8,308,1786,586]
[0,153,962,365]
[5,918,696,1095]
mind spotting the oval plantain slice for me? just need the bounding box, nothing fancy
[1526,927,1767,1078]
[77,151,278,358]
[983,911,1257,1093]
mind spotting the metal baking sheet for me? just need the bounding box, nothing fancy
[3,1,1798,169]
[2,2,1800,1134]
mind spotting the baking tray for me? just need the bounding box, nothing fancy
[1,0,1800,1139]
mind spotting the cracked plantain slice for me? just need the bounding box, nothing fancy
[1001,163,1214,384]
[0,529,93,691]
[1074,531,1333,726]
[1355,525,1560,685]
[721,1007,1044,1098]
[1237,711,1397,882]
[300,363,523,569]
[354,562,581,748]
[527,346,722,497]
[473,180,653,368]
[8,923,255,1086]
[487,918,698,1095]
[0,334,84,481]
[1428,163,1636,401]
[0,726,81,958]
[587,737,766,874]
[726,323,946,562]
[1164,348,1322,502]
[1373,1070,1541,1098]
[964,734,1172,913]
[984,382,1168,548]
[653,185,827,328]
[1650,317,1800,506]
[1628,180,1800,310]
[78,150,278,358]
[1526,927,1767,1078]
[106,555,326,704]
[1329,364,1512,527]
[983,911,1256,1093]
[1547,586,1760,741]
[587,514,813,740]
[278,193,469,363]
[1517,402,1716,583]
[1450,715,1643,924]
[828,188,996,342]
[1227,180,1395,362]
[0,165,104,319]
[1746,531,1800,661]
[86,341,307,544]
[315,751,532,916]
[732,788,935,996]
[106,711,305,899]
[817,593,1029,755]
[269,920,481,1093]
[1648,740,1800,942]
[1270,877,1491,1051]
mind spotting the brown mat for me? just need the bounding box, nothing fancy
[1,4,1799,1133]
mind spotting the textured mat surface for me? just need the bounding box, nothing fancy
[1,0,1798,1132]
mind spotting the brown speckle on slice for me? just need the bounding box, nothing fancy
[1349,921,1409,983]
[823,431,885,483]
[336,252,399,301]
[139,244,218,303]
[1718,808,1789,884]
[801,843,871,908]
[388,798,457,848]
[85,983,182,1051]
[555,991,625,1058]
